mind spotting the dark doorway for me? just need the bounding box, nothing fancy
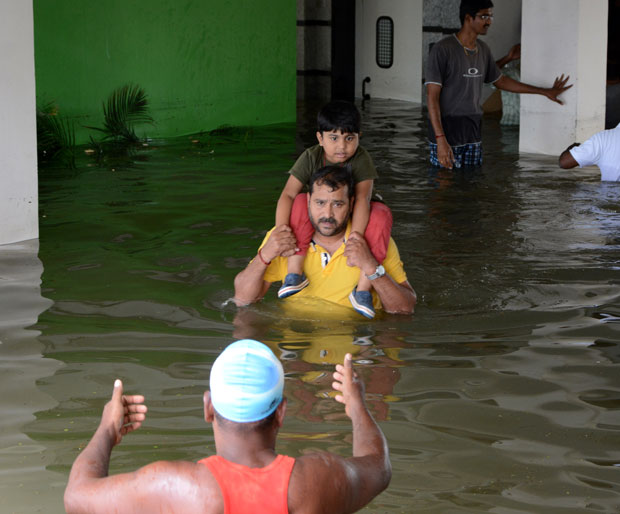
[331,0,355,101]
[606,0,620,127]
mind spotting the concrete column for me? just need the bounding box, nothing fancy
[297,0,332,100]
[519,0,608,155]
[0,1,38,245]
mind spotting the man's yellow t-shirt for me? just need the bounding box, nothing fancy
[260,223,408,311]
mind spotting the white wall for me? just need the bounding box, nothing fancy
[575,0,608,141]
[355,0,423,102]
[0,1,38,245]
[520,0,607,154]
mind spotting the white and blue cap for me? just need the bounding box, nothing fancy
[210,339,284,423]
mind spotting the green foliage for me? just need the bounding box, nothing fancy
[36,101,76,166]
[89,84,154,142]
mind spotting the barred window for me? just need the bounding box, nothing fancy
[376,16,394,69]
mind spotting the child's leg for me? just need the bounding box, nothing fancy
[289,194,312,252]
[356,202,393,292]
[287,193,312,274]
[349,202,393,318]
[288,254,304,275]
[279,193,312,298]
[356,271,372,292]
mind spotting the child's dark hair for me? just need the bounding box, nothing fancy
[317,100,361,134]
[309,165,354,199]
[459,0,493,25]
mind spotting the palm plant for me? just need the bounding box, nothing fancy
[36,101,76,166]
[89,84,153,142]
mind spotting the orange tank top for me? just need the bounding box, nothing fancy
[198,454,295,514]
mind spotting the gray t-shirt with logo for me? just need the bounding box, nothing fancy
[425,34,501,146]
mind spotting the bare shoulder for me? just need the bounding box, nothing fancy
[130,460,224,513]
[288,453,353,514]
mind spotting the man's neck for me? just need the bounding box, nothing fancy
[456,26,478,49]
[215,430,278,468]
[312,230,347,255]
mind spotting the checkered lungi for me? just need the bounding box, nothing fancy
[429,141,483,168]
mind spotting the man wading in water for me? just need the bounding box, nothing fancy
[425,0,572,169]
[233,165,416,317]
[64,339,392,513]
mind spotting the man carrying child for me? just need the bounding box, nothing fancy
[234,165,416,317]
[274,100,393,318]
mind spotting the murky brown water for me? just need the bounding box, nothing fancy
[1,99,619,513]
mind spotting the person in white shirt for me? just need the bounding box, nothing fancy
[559,123,620,182]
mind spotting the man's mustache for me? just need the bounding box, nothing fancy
[318,217,336,224]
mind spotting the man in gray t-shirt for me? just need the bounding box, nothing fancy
[425,0,572,169]
[426,34,501,148]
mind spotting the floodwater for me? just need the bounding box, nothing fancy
[1,99,620,513]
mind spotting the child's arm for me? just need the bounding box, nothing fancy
[351,179,373,235]
[276,175,304,226]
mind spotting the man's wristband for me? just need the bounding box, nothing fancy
[257,248,271,266]
[435,134,445,139]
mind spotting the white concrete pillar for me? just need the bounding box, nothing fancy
[0,1,38,245]
[519,0,608,155]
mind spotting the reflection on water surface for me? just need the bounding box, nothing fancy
[1,100,619,512]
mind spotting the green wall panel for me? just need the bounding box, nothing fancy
[33,0,296,143]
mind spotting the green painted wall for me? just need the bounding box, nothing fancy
[33,0,296,144]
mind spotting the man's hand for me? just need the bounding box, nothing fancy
[496,43,521,68]
[100,380,147,446]
[344,232,377,276]
[332,353,366,419]
[260,225,298,261]
[544,74,572,104]
[437,137,455,169]
[233,225,297,305]
[505,43,521,63]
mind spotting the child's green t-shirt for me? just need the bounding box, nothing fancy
[289,144,378,187]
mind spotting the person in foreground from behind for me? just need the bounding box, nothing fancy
[64,339,392,514]
[558,122,620,182]
[234,165,416,317]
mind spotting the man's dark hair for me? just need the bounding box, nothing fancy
[317,100,361,134]
[459,0,493,25]
[308,165,354,199]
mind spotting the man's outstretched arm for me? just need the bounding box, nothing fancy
[288,354,392,514]
[64,380,147,513]
[64,382,216,514]
[334,353,392,512]
[233,225,297,306]
[494,73,572,104]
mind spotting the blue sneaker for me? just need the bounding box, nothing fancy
[349,287,375,319]
[278,273,309,298]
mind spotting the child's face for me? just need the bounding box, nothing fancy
[316,130,359,163]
